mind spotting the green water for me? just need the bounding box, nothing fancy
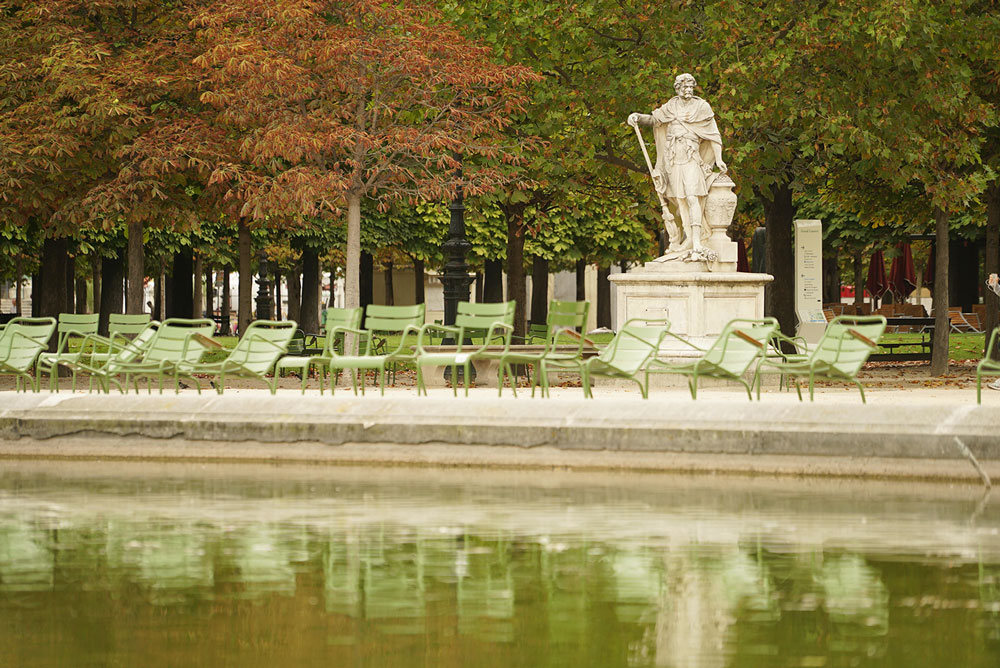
[1,462,999,668]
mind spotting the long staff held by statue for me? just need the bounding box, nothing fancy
[632,123,676,230]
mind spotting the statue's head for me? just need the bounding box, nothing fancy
[674,73,696,99]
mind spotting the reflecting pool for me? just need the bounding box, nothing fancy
[1,461,999,667]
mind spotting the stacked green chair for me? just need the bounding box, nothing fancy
[553,318,669,399]
[495,300,590,397]
[36,313,100,391]
[327,304,425,395]
[0,317,57,392]
[108,318,217,393]
[644,317,779,400]
[172,320,296,394]
[415,301,515,397]
[49,321,160,393]
[976,326,1000,404]
[755,314,887,402]
[274,307,364,393]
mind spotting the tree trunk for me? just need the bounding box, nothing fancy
[126,220,144,314]
[474,272,483,302]
[414,258,425,304]
[39,237,68,320]
[238,219,252,336]
[530,255,549,325]
[761,180,796,336]
[345,193,362,309]
[596,266,611,329]
[985,181,1000,358]
[576,259,586,302]
[65,254,75,313]
[98,254,124,336]
[853,250,864,311]
[931,208,951,376]
[167,249,194,319]
[328,261,337,308]
[75,274,88,314]
[220,269,232,335]
[360,250,373,309]
[503,206,527,339]
[91,255,101,315]
[205,265,214,322]
[949,239,978,313]
[384,259,394,306]
[192,254,204,318]
[30,272,40,316]
[14,255,23,315]
[286,268,301,325]
[483,258,503,303]
[822,245,840,305]
[300,247,321,334]
[274,269,282,320]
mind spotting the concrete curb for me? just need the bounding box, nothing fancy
[2,393,999,461]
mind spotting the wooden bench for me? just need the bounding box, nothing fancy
[869,317,934,362]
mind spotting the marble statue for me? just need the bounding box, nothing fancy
[628,73,728,262]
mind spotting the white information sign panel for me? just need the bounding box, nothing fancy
[794,219,825,341]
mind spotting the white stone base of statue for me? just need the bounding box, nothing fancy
[608,264,773,356]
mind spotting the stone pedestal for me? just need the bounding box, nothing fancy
[608,265,773,355]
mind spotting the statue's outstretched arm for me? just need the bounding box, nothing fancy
[627,113,654,128]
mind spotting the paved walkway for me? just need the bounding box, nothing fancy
[2,381,999,481]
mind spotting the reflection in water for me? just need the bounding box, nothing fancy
[1,462,1000,667]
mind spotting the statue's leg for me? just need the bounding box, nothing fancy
[662,205,683,250]
[670,199,693,251]
[685,196,704,250]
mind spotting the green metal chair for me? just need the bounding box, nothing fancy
[494,300,590,397]
[36,313,100,390]
[551,318,669,399]
[976,326,1000,404]
[327,304,426,395]
[90,313,153,364]
[0,317,57,392]
[274,307,364,393]
[173,320,297,394]
[49,321,161,393]
[755,314,887,403]
[415,301,515,397]
[110,318,218,393]
[644,317,779,400]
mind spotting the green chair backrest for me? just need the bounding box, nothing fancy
[0,323,49,369]
[547,300,590,349]
[5,317,57,347]
[103,322,161,371]
[364,304,426,333]
[451,301,515,346]
[54,313,99,349]
[322,307,364,354]
[812,315,887,376]
[702,317,779,375]
[229,320,297,373]
[597,319,670,375]
[108,313,153,337]
[143,318,217,364]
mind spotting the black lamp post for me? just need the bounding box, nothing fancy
[440,164,475,381]
[255,250,272,320]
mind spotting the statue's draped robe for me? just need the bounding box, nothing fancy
[648,96,721,200]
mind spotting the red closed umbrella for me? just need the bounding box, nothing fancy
[865,249,888,305]
[888,242,917,302]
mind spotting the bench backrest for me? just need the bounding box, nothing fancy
[0,323,49,370]
[597,319,670,375]
[108,313,153,337]
[4,317,57,348]
[144,318,217,364]
[364,304,426,333]
[454,301,515,338]
[702,318,778,375]
[229,320,297,373]
[812,315,887,376]
[547,300,590,350]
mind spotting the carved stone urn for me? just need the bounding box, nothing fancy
[702,173,739,270]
